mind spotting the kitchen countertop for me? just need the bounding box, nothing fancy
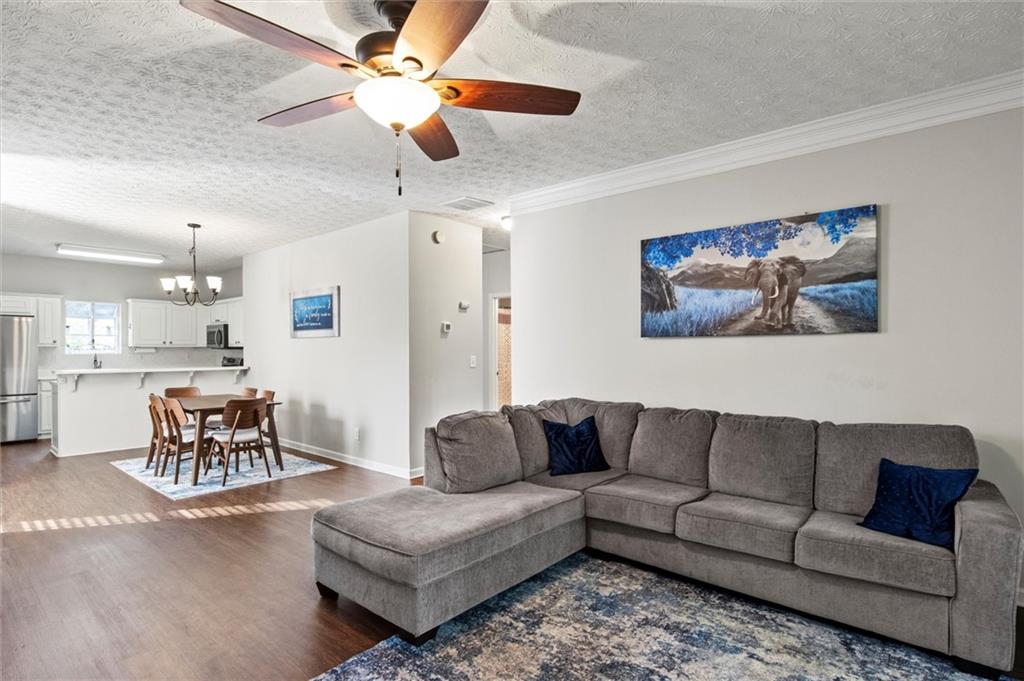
[52,366,248,376]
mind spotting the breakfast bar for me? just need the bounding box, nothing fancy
[50,366,249,457]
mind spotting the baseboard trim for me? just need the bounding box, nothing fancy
[278,438,416,480]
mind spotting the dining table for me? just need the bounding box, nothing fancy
[176,394,284,486]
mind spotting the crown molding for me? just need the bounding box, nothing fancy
[510,69,1024,216]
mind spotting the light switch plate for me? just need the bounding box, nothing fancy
[469,355,477,368]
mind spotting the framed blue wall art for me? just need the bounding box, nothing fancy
[641,204,878,338]
[290,286,340,338]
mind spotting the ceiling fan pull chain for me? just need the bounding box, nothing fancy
[395,131,403,196]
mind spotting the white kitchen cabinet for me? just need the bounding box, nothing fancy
[206,298,242,346]
[36,296,63,347]
[165,303,196,346]
[195,304,212,346]
[39,381,53,435]
[226,299,244,347]
[0,294,37,316]
[128,300,168,347]
[210,301,228,324]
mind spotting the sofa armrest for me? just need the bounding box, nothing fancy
[423,427,446,492]
[950,479,1024,670]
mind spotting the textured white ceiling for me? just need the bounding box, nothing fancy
[2,1,1022,269]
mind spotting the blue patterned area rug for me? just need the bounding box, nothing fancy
[110,453,335,501]
[315,552,1001,680]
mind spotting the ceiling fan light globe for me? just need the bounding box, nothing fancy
[354,76,440,131]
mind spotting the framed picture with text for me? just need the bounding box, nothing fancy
[290,286,340,338]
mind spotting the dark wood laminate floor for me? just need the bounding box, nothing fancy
[1,438,416,681]
[3,439,1022,680]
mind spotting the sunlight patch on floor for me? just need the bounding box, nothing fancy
[2,498,335,533]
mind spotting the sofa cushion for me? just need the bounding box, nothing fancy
[539,398,644,470]
[435,410,523,493]
[311,481,582,586]
[859,458,978,549]
[544,416,610,475]
[815,422,979,516]
[585,474,708,534]
[795,510,956,597]
[526,468,627,491]
[502,403,569,478]
[675,492,812,563]
[708,414,816,506]
[628,408,715,487]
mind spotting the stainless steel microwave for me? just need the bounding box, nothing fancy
[206,323,229,349]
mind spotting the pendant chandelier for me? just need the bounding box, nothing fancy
[159,223,221,307]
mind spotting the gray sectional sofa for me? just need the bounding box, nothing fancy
[311,398,1023,675]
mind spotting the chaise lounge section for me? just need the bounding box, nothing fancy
[311,398,1023,675]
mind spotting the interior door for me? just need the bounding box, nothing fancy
[496,297,512,408]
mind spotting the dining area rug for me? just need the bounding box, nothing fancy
[110,453,335,501]
[314,552,999,681]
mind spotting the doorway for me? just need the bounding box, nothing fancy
[490,295,511,409]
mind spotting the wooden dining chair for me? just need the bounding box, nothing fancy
[205,398,270,486]
[148,394,181,477]
[258,389,277,451]
[241,387,258,397]
[164,386,200,424]
[160,397,212,485]
[146,395,165,472]
[164,386,200,398]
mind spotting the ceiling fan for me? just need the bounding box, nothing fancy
[180,0,581,171]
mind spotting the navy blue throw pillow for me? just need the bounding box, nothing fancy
[543,416,610,476]
[859,458,978,550]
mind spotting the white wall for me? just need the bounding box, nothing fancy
[512,109,1024,517]
[408,213,484,471]
[243,213,412,476]
[1,253,243,300]
[482,250,511,408]
[0,253,243,371]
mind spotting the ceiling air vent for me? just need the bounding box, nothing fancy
[441,196,495,211]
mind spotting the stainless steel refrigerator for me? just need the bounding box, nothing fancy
[1,314,39,443]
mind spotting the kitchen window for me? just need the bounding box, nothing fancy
[65,301,122,354]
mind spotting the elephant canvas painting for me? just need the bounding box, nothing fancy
[641,204,878,337]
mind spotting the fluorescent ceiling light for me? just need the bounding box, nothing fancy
[56,243,164,265]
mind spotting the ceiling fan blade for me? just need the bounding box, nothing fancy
[392,0,488,79]
[179,0,371,76]
[433,79,581,115]
[408,113,459,161]
[258,92,356,127]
